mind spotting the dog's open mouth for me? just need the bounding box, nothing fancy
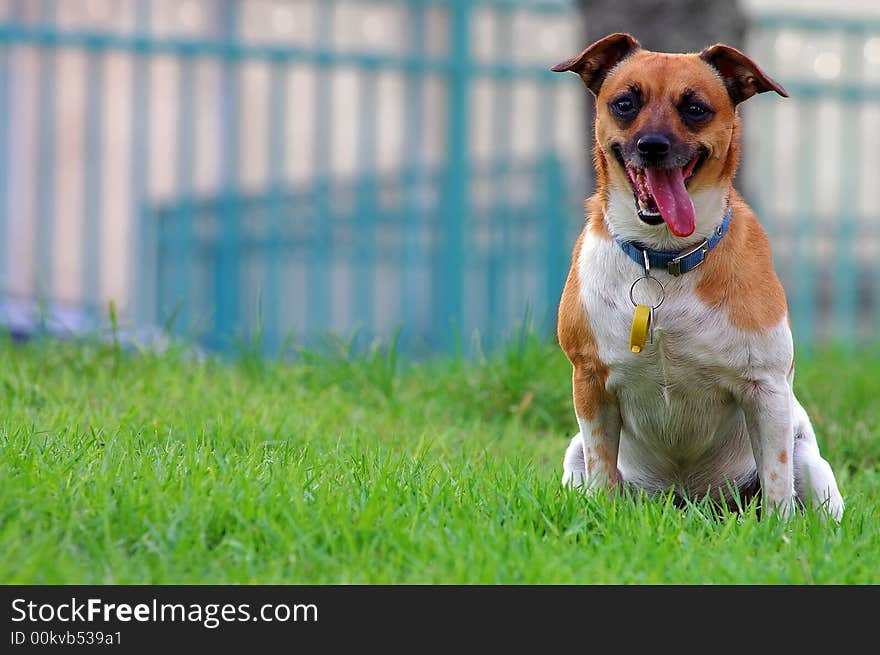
[612,147,707,237]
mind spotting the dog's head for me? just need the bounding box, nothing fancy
[553,34,787,244]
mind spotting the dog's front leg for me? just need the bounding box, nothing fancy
[741,375,796,518]
[572,364,622,492]
[557,252,620,492]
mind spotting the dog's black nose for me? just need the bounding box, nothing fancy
[637,134,671,160]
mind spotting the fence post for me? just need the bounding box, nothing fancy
[792,100,817,352]
[438,0,471,351]
[832,31,864,347]
[213,0,240,351]
[401,1,427,352]
[34,0,58,318]
[543,154,567,338]
[266,55,288,356]
[82,46,104,322]
[308,1,334,344]
[132,0,152,328]
[0,2,19,295]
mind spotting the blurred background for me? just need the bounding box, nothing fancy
[0,0,877,356]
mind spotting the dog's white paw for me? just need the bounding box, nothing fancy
[814,486,845,523]
[561,434,588,489]
[826,492,845,523]
[794,436,845,522]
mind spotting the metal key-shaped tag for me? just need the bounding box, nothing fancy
[630,304,651,353]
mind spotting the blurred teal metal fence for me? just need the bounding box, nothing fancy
[0,0,583,354]
[0,3,877,353]
[745,14,880,345]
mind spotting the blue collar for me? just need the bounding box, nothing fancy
[615,209,733,276]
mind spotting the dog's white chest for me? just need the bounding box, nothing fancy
[577,233,762,492]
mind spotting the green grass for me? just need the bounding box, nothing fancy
[1,331,878,584]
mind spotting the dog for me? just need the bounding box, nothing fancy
[552,33,843,520]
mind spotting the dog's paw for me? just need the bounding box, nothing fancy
[765,495,797,522]
[793,438,845,522]
[561,434,588,489]
[822,489,845,523]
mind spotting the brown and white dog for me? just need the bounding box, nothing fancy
[553,33,843,520]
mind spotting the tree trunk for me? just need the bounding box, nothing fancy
[576,0,747,53]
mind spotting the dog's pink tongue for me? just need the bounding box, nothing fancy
[644,167,695,237]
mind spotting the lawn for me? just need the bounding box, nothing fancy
[1,331,878,584]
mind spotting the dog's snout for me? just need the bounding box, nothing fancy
[636,134,671,160]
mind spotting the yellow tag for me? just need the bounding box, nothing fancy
[630,304,651,353]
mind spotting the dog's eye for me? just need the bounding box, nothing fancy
[683,102,712,121]
[610,96,638,119]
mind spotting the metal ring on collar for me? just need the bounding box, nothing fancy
[629,275,665,309]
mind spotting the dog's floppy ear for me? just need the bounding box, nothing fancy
[700,44,788,105]
[551,33,641,95]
